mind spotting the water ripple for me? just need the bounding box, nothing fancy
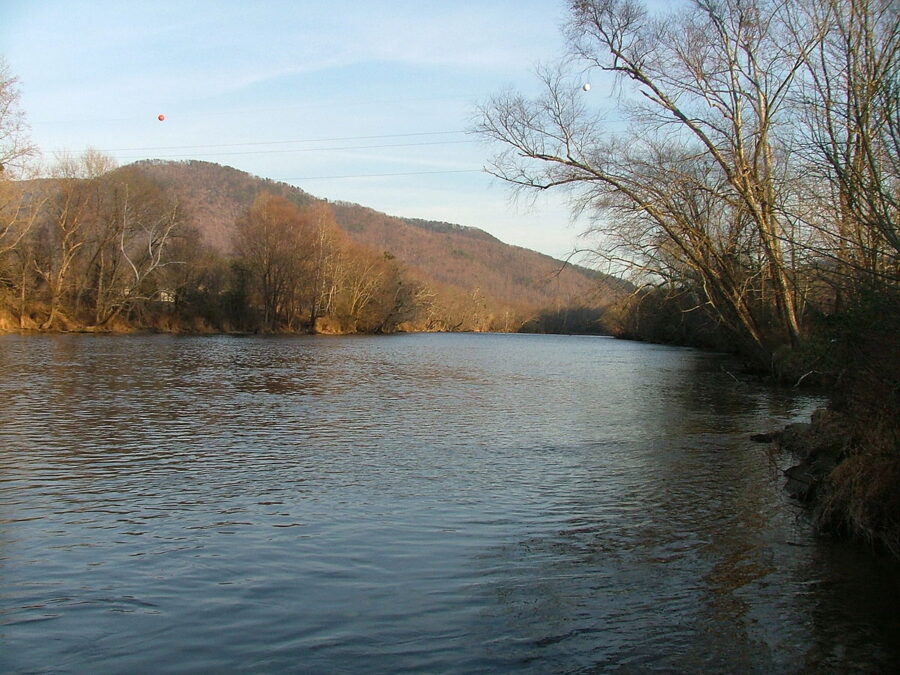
[2,333,897,672]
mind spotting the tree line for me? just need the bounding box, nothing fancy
[0,152,548,336]
[0,150,433,334]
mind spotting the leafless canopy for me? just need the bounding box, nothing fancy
[476,0,899,354]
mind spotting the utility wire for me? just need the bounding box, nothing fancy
[59,130,468,154]
[109,138,476,160]
[35,93,471,127]
[281,169,483,181]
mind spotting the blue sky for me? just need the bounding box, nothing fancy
[1,0,607,259]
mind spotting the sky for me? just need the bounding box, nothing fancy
[0,0,620,260]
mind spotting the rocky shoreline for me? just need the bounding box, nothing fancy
[759,407,900,560]
[776,408,850,503]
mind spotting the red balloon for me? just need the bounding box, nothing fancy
[157,114,165,121]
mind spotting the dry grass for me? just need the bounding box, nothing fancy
[814,300,900,557]
[817,453,900,557]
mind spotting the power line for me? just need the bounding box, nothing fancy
[280,169,484,181]
[60,129,469,154]
[35,93,472,128]
[108,138,476,161]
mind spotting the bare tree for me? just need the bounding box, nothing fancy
[304,202,341,330]
[235,193,314,331]
[476,0,841,353]
[0,58,37,178]
[90,170,183,327]
[331,244,386,331]
[792,0,899,295]
[33,155,98,329]
[0,59,40,263]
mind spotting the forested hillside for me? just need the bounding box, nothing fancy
[134,159,619,315]
[0,158,623,335]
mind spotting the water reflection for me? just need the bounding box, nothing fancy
[1,333,897,672]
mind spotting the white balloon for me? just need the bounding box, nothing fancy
[582,83,591,91]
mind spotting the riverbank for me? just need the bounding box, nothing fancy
[0,308,413,337]
[771,320,900,560]
[775,408,900,559]
[614,289,900,560]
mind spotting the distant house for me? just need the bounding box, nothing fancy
[157,289,176,303]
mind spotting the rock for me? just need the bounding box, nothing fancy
[778,422,814,454]
[778,408,853,504]
[784,463,816,501]
[811,407,830,425]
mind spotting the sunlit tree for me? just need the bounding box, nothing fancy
[476,0,887,356]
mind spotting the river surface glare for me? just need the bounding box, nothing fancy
[1,333,898,672]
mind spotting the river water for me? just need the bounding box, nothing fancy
[0,333,898,672]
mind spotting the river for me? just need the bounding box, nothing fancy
[1,333,898,672]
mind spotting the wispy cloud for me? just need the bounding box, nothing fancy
[2,0,584,257]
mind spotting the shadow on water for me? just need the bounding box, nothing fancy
[460,343,899,672]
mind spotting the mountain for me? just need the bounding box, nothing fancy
[123,159,625,330]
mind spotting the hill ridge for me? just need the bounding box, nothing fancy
[126,159,624,328]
